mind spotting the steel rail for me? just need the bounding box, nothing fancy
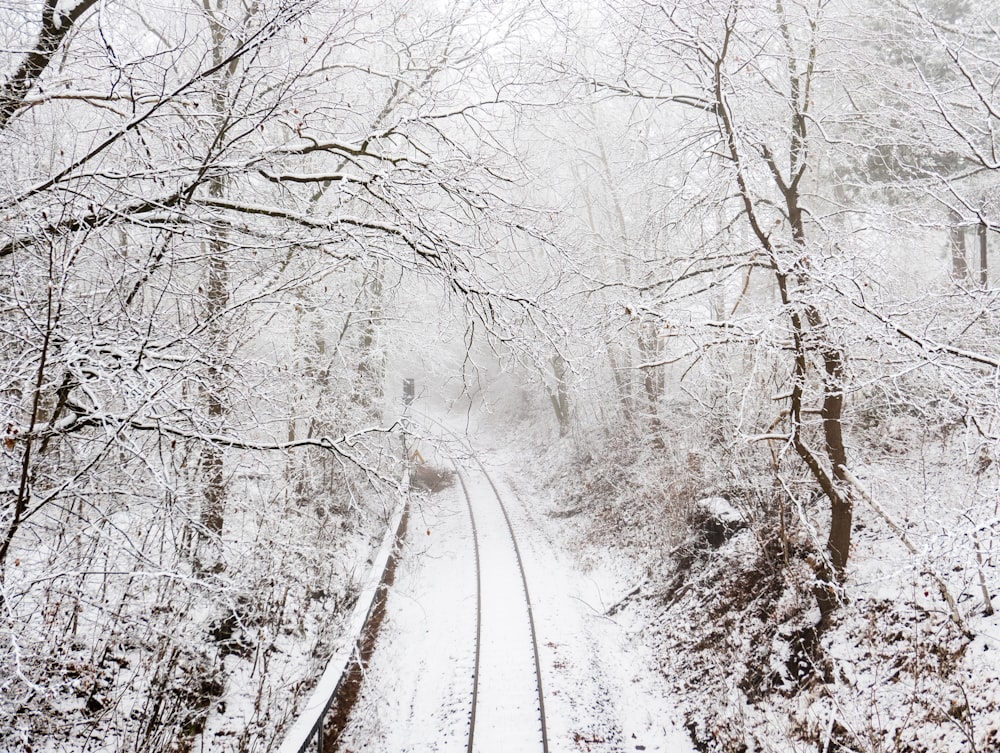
[421,413,549,753]
[468,455,550,753]
[453,462,484,753]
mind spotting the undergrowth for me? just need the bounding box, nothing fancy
[534,414,1000,753]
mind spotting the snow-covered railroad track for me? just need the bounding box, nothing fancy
[455,455,549,753]
[304,412,551,752]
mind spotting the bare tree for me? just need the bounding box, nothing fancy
[0,0,553,748]
[579,0,852,622]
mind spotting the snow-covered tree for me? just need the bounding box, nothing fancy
[0,0,552,748]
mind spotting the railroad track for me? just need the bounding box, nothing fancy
[282,415,550,753]
[410,411,549,752]
[454,448,549,753]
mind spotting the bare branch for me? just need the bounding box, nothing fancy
[0,0,100,130]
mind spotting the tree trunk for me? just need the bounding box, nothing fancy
[353,266,385,423]
[196,182,229,574]
[950,210,970,281]
[194,0,237,571]
[606,343,634,426]
[979,221,988,288]
[549,352,571,436]
[638,325,664,441]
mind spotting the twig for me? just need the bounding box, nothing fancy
[968,523,995,617]
[839,466,968,634]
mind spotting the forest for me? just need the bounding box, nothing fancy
[1,0,998,751]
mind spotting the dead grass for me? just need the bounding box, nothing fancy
[409,464,455,493]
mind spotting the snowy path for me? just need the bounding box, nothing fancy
[332,429,694,753]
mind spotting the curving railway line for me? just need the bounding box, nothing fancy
[286,415,551,753]
[284,413,694,753]
[454,450,549,753]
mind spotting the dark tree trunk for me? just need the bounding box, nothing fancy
[549,353,571,437]
[950,210,970,281]
[979,221,988,287]
[0,0,100,130]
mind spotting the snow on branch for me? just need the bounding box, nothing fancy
[584,76,719,114]
[0,191,190,258]
[272,138,427,167]
[258,169,370,185]
[850,296,1000,370]
[839,466,968,634]
[0,0,100,131]
[0,1,312,208]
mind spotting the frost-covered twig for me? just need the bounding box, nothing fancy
[839,467,968,634]
[967,520,995,617]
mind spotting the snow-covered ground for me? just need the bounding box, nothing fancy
[268,399,1000,753]
[513,414,1000,753]
[333,424,694,752]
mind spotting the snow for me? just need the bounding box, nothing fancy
[696,496,742,525]
[505,474,696,753]
[332,418,695,752]
[333,464,476,750]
